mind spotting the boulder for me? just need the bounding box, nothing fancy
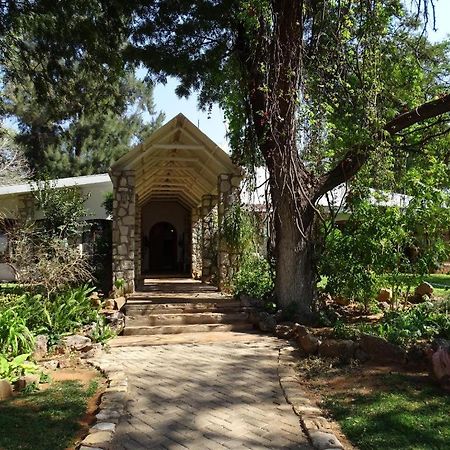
[334,296,350,306]
[377,288,392,303]
[298,334,321,354]
[415,282,434,297]
[359,333,406,363]
[258,313,277,332]
[275,324,294,339]
[103,299,115,310]
[33,334,48,360]
[62,335,93,352]
[318,339,356,360]
[293,323,309,337]
[0,379,13,401]
[90,292,102,307]
[104,311,125,335]
[430,340,450,391]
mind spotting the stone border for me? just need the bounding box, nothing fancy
[278,343,345,450]
[78,357,128,450]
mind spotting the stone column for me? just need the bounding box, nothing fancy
[191,207,202,279]
[134,200,142,289]
[111,170,136,294]
[217,173,241,291]
[201,194,218,283]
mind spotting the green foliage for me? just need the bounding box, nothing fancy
[0,285,104,348]
[102,192,114,217]
[33,180,88,239]
[0,353,39,383]
[366,302,450,346]
[321,191,450,306]
[0,308,35,356]
[233,254,273,300]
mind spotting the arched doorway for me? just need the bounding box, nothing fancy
[148,222,178,273]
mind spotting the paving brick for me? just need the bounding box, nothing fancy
[99,338,311,450]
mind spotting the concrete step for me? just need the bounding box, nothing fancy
[126,294,234,304]
[125,301,243,315]
[126,311,249,327]
[123,322,254,336]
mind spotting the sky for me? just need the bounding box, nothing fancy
[151,0,450,149]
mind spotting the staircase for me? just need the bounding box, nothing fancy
[122,278,254,336]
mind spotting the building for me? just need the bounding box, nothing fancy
[0,114,242,292]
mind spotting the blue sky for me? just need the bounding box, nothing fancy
[153,0,450,148]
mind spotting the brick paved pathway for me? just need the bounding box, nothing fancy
[101,337,312,449]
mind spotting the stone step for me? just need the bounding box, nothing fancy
[123,322,254,336]
[125,301,243,315]
[126,311,249,326]
[126,294,234,304]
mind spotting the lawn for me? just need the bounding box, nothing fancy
[0,379,100,450]
[324,373,450,450]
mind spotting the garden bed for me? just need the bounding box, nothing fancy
[295,356,450,449]
[0,366,105,450]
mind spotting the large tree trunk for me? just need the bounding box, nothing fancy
[274,192,316,318]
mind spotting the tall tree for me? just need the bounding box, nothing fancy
[123,0,450,317]
[1,1,164,177]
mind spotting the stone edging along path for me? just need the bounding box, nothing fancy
[79,341,345,450]
[77,359,129,450]
[278,343,345,450]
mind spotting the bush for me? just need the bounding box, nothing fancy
[0,353,39,383]
[233,255,274,300]
[0,285,105,348]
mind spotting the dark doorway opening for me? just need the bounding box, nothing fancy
[148,222,178,273]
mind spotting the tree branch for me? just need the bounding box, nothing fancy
[316,93,450,199]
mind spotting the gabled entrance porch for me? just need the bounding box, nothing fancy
[110,114,242,294]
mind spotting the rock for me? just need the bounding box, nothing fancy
[81,343,103,360]
[415,282,434,296]
[104,311,125,335]
[430,341,450,391]
[354,346,370,362]
[33,334,48,360]
[298,334,321,354]
[114,296,126,311]
[81,430,113,447]
[240,294,257,307]
[318,339,356,360]
[103,299,115,310]
[0,379,13,401]
[334,296,350,306]
[91,422,116,432]
[275,324,294,339]
[309,430,344,450]
[293,323,309,337]
[359,333,406,363]
[377,288,392,303]
[62,335,92,352]
[248,309,260,326]
[42,360,59,370]
[379,301,390,311]
[258,313,277,332]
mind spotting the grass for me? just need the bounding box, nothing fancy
[0,379,99,450]
[324,373,450,450]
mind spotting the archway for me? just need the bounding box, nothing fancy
[148,221,178,273]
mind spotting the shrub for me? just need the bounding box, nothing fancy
[233,254,274,300]
[0,353,39,383]
[0,308,35,356]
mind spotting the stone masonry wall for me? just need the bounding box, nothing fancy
[201,194,218,283]
[217,173,241,291]
[111,170,136,294]
[191,207,202,279]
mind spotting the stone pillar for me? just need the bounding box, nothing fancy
[134,200,142,289]
[111,170,136,294]
[201,194,218,283]
[191,207,202,279]
[217,173,241,291]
